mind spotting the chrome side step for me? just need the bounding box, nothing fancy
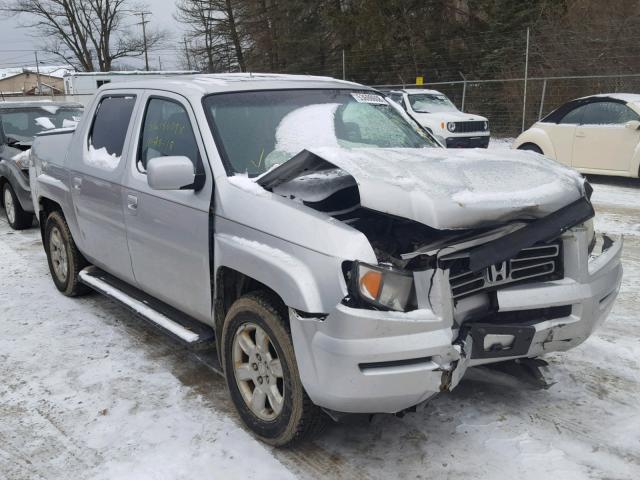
[79,266,214,346]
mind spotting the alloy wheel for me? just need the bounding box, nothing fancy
[3,187,15,224]
[49,227,68,283]
[232,322,285,421]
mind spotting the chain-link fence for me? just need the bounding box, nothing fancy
[374,73,640,138]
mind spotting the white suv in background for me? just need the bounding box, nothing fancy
[386,89,490,148]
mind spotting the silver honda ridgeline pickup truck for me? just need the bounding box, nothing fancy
[30,74,623,446]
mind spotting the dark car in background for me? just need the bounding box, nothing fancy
[0,101,83,229]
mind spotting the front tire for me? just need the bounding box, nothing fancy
[44,211,90,296]
[2,182,33,230]
[221,292,326,446]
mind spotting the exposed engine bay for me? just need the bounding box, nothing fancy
[261,149,596,332]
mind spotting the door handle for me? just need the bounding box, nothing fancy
[575,131,586,138]
[72,177,82,190]
[126,194,138,211]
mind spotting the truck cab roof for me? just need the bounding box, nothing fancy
[98,73,369,99]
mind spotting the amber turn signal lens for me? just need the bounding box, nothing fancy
[360,270,382,300]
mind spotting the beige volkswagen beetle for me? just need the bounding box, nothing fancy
[514,94,640,178]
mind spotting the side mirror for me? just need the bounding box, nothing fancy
[147,156,195,190]
[624,120,640,130]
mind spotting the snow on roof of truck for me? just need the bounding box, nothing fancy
[64,70,198,77]
[100,73,367,96]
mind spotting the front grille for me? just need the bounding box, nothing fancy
[446,241,562,300]
[453,121,487,133]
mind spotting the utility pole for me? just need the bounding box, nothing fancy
[522,27,530,133]
[342,49,346,80]
[459,71,467,111]
[34,51,42,95]
[134,11,151,71]
[158,56,162,71]
[184,37,192,70]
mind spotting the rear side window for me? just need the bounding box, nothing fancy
[137,98,200,172]
[87,96,136,171]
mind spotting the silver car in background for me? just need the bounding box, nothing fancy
[0,101,83,229]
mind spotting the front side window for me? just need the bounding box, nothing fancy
[581,102,640,125]
[204,89,436,176]
[87,96,136,170]
[138,98,200,172]
[407,93,457,113]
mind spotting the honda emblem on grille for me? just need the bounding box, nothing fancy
[487,261,509,283]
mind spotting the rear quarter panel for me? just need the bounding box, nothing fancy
[32,130,82,241]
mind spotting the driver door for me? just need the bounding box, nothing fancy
[572,101,640,172]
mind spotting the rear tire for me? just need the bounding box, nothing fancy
[221,292,327,446]
[44,211,90,296]
[2,182,33,230]
[518,143,543,154]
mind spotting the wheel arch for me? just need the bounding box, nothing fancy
[514,127,557,159]
[37,196,64,242]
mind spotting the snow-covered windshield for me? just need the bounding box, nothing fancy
[0,106,83,143]
[408,94,457,113]
[204,89,437,176]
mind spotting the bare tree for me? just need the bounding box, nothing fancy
[1,0,164,71]
[175,0,245,73]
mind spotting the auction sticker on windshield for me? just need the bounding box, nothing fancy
[351,92,388,105]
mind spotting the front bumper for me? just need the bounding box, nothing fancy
[290,229,622,414]
[445,135,490,148]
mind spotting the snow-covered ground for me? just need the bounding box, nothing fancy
[1,174,639,479]
[489,137,516,151]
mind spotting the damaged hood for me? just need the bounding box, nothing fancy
[259,146,587,230]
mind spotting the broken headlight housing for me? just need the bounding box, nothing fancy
[13,152,31,170]
[347,262,416,312]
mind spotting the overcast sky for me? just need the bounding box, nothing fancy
[0,0,181,71]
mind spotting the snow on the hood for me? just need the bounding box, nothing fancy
[85,145,121,171]
[312,146,583,206]
[305,146,585,229]
[35,117,56,130]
